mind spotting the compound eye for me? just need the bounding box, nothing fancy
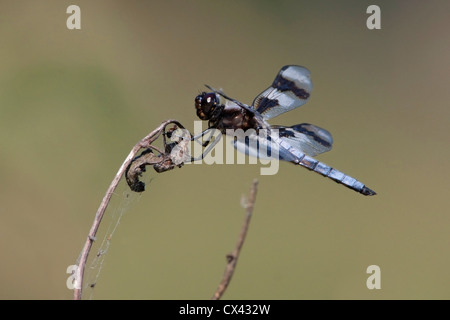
[195,92,218,120]
[195,93,205,105]
[202,93,216,110]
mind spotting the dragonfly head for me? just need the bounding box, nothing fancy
[195,92,221,121]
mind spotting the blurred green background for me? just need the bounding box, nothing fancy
[1,0,449,299]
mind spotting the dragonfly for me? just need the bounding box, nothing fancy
[193,65,376,196]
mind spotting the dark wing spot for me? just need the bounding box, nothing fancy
[255,97,279,115]
[277,127,296,138]
[272,75,310,100]
[290,123,332,148]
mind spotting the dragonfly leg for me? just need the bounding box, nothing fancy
[189,128,222,162]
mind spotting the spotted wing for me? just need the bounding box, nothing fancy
[232,123,333,161]
[272,123,333,157]
[252,65,313,120]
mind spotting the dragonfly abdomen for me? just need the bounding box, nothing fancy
[295,155,376,196]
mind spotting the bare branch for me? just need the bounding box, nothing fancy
[211,179,259,300]
[73,119,188,300]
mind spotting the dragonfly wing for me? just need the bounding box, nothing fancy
[253,65,313,120]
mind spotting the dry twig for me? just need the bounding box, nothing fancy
[73,119,187,300]
[211,179,259,300]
